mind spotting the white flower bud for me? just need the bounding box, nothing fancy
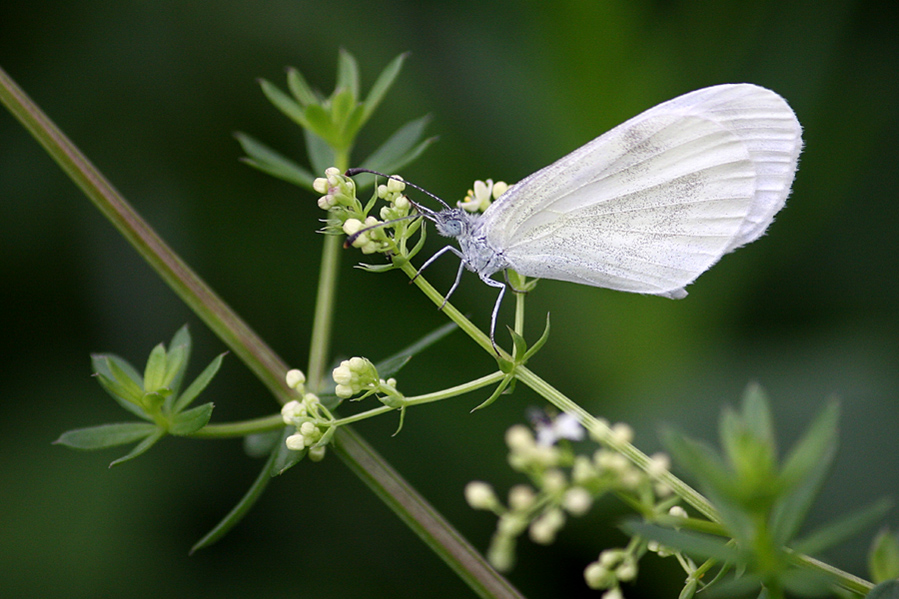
[324,166,341,179]
[285,433,306,451]
[542,468,567,492]
[386,175,405,193]
[584,562,612,589]
[312,177,329,194]
[647,452,671,478]
[505,425,535,451]
[280,400,304,424]
[563,487,593,516]
[508,485,536,511]
[610,422,634,444]
[285,369,306,390]
[464,481,497,510]
[343,218,363,236]
[529,508,565,545]
[668,505,688,519]
[492,181,509,198]
[308,445,327,462]
[602,588,624,599]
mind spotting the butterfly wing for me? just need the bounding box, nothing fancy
[480,84,802,297]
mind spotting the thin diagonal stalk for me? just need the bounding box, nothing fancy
[0,65,523,599]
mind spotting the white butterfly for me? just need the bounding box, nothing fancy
[365,84,803,347]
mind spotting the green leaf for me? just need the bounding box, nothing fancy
[109,428,165,468]
[358,115,433,176]
[769,400,840,545]
[622,520,741,563]
[304,129,336,178]
[330,87,357,139]
[869,529,899,583]
[335,48,360,101]
[286,67,318,106]
[792,498,892,556]
[54,422,157,450]
[362,52,408,123]
[471,374,513,412]
[163,342,188,393]
[341,104,367,142]
[508,326,527,362]
[235,132,316,189]
[303,103,337,145]
[169,402,215,436]
[94,372,149,419]
[522,313,551,362]
[107,357,146,401]
[867,580,899,599]
[173,352,225,413]
[272,427,306,476]
[143,343,168,393]
[259,79,307,127]
[92,353,142,388]
[374,321,458,378]
[190,439,280,554]
[740,382,777,449]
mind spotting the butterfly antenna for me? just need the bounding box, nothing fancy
[345,168,452,214]
[343,213,423,249]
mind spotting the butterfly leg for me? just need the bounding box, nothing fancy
[479,275,507,352]
[412,245,468,309]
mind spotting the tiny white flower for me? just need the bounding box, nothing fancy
[459,179,505,212]
[563,487,593,516]
[535,412,584,446]
[464,481,497,510]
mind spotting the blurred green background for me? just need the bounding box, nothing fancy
[2,1,898,597]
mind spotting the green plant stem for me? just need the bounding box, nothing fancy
[0,66,523,599]
[190,414,285,438]
[306,150,349,392]
[331,371,506,427]
[396,253,874,596]
[331,426,524,599]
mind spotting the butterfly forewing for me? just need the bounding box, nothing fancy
[478,84,802,297]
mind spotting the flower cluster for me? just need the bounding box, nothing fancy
[313,168,421,261]
[313,167,358,211]
[458,179,509,213]
[466,412,680,593]
[332,357,403,407]
[280,369,334,461]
